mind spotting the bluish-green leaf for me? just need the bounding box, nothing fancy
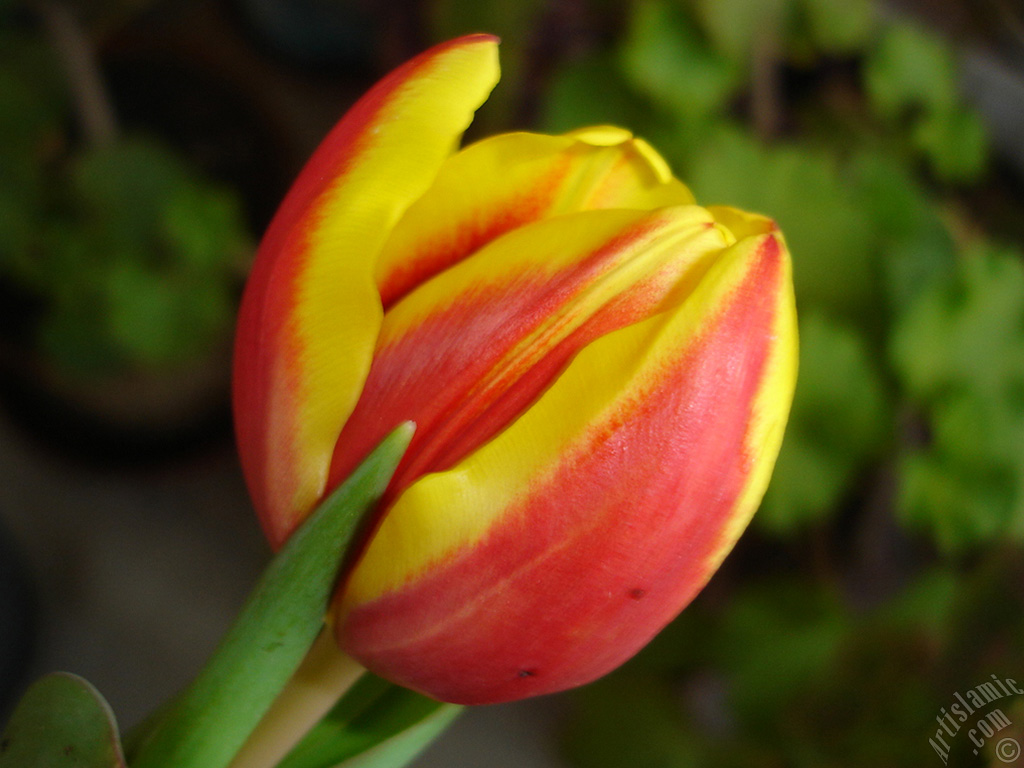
[0,673,125,768]
[129,423,415,768]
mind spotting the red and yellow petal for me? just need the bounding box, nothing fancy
[334,229,798,704]
[326,205,732,504]
[375,128,694,307]
[233,36,499,547]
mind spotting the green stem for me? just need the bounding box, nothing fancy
[228,631,365,768]
[130,423,415,768]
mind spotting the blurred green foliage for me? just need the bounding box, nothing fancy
[533,0,1024,765]
[892,244,1024,550]
[0,16,249,377]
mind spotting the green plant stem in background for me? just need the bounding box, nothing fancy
[129,423,415,768]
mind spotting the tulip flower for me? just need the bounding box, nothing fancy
[233,34,797,706]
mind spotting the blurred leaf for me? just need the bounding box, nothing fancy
[875,567,960,640]
[33,136,248,374]
[846,150,956,310]
[0,154,43,269]
[564,673,704,768]
[620,1,740,130]
[717,579,848,725]
[278,674,460,768]
[912,107,988,184]
[160,183,248,271]
[760,313,890,533]
[848,151,932,242]
[880,221,958,312]
[892,244,1024,402]
[39,292,121,375]
[540,53,651,134]
[897,422,1020,551]
[0,34,65,148]
[71,138,191,251]
[689,127,878,319]
[690,0,792,62]
[104,259,231,369]
[798,0,874,54]
[891,244,1024,549]
[0,672,125,768]
[864,21,959,121]
[72,136,247,267]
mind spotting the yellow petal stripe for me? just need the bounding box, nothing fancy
[340,228,794,607]
[374,128,694,306]
[236,36,500,545]
[325,206,734,496]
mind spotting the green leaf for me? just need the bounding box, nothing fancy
[846,150,956,310]
[891,243,1024,403]
[689,127,879,319]
[0,673,125,768]
[848,151,932,243]
[279,675,461,768]
[718,579,849,725]
[880,221,957,312]
[539,54,651,135]
[798,0,874,54]
[160,183,249,272]
[891,244,1024,549]
[874,567,960,641]
[129,423,415,768]
[37,252,123,377]
[846,150,957,309]
[72,138,192,251]
[0,155,43,271]
[759,313,890,533]
[103,259,231,369]
[620,1,741,129]
[0,36,65,149]
[897,426,1019,551]
[912,107,988,184]
[564,673,705,768]
[691,0,792,62]
[864,22,959,121]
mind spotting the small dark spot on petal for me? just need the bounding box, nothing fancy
[629,588,647,599]
[518,668,537,678]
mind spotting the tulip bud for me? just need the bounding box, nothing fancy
[233,35,797,705]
